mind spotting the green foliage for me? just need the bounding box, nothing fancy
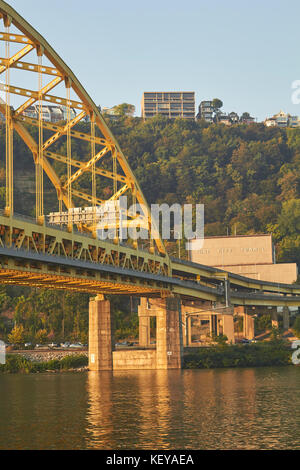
[35,329,48,344]
[270,326,282,342]
[292,316,300,337]
[212,98,223,111]
[183,343,291,369]
[211,333,228,345]
[255,314,272,333]
[111,103,135,116]
[0,354,88,373]
[8,325,26,345]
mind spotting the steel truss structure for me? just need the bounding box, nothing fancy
[0,0,165,255]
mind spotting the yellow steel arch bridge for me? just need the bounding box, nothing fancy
[0,0,299,308]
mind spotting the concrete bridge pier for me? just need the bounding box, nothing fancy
[283,306,290,330]
[212,303,235,343]
[221,314,235,343]
[138,297,183,369]
[181,301,235,345]
[89,295,183,371]
[138,300,151,348]
[88,295,113,371]
[271,310,279,329]
[244,313,255,340]
[209,314,219,338]
[234,306,255,340]
[185,315,192,347]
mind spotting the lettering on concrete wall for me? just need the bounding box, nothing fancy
[197,247,266,256]
[198,249,210,254]
[217,248,233,254]
[240,247,265,253]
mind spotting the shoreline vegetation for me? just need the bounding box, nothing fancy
[0,354,88,373]
[183,341,293,369]
[0,341,296,373]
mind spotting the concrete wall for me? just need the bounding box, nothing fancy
[113,350,156,370]
[190,234,274,266]
[221,263,297,284]
[189,234,297,284]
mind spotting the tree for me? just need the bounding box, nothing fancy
[35,329,48,344]
[8,325,26,346]
[112,103,135,117]
[293,316,300,337]
[277,199,300,237]
[212,98,223,111]
[212,98,223,123]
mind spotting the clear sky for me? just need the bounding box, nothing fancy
[6,0,300,121]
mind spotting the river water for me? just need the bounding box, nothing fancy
[0,367,299,450]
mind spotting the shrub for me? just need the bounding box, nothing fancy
[183,343,291,369]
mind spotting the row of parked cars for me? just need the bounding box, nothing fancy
[4,342,87,350]
[35,342,87,349]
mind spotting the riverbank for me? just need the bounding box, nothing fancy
[183,341,294,369]
[0,341,296,373]
[0,354,88,373]
[10,349,88,363]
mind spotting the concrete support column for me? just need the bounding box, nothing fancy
[283,307,290,331]
[222,315,235,344]
[209,314,219,337]
[138,298,152,348]
[271,310,279,329]
[182,311,187,347]
[156,297,182,369]
[243,313,255,340]
[139,316,150,348]
[89,295,113,371]
[186,315,192,346]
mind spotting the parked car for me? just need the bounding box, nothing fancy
[61,342,70,348]
[35,343,47,349]
[48,342,59,348]
[69,343,83,349]
[24,342,33,349]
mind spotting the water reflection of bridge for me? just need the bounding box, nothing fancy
[86,368,293,449]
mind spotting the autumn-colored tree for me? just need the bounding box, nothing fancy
[35,329,48,344]
[8,325,26,346]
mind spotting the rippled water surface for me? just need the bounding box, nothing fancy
[0,367,299,449]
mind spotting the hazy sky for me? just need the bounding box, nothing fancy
[6,0,300,120]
